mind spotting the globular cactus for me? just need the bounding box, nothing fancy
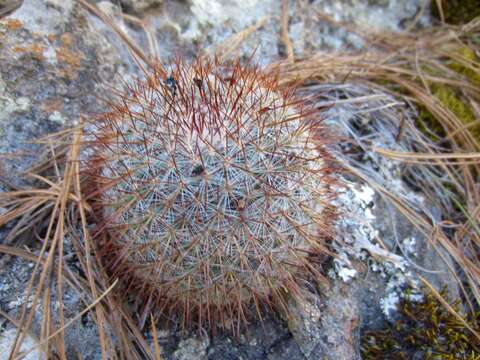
[87,58,336,331]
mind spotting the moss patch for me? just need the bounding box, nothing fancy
[361,287,480,359]
[432,0,480,25]
[449,47,480,86]
[415,46,479,143]
[434,84,478,138]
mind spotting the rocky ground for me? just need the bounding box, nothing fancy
[0,1,457,359]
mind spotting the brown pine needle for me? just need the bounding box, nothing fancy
[14,280,118,360]
[281,0,294,63]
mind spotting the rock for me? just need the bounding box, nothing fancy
[11,0,75,35]
[287,284,361,360]
[0,1,122,358]
[183,0,279,64]
[287,295,322,358]
[119,0,163,15]
[314,283,361,360]
[372,195,460,300]
[178,0,430,63]
[206,316,300,360]
[173,337,209,360]
[314,0,429,33]
[0,0,123,188]
[188,0,270,27]
[266,338,305,360]
[0,328,44,360]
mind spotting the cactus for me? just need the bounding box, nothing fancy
[87,58,336,331]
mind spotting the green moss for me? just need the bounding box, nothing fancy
[432,84,479,140]
[432,0,480,25]
[416,105,446,142]
[361,287,480,360]
[449,47,480,86]
[414,46,479,143]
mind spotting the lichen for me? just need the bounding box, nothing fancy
[362,287,480,359]
[3,19,23,31]
[12,44,46,62]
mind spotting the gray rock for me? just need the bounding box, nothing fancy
[266,338,305,360]
[373,195,460,300]
[119,0,163,15]
[287,294,323,358]
[176,0,430,63]
[0,1,122,358]
[201,316,297,360]
[0,0,123,189]
[173,337,209,360]
[0,328,44,360]
[286,265,384,360]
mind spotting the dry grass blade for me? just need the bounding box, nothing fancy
[14,280,118,360]
[373,148,480,165]
[150,314,163,360]
[276,15,480,340]
[435,0,445,23]
[70,128,109,360]
[77,0,165,78]
[281,0,294,63]
[211,16,268,60]
[7,184,66,359]
[8,129,87,360]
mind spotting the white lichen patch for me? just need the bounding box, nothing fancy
[379,291,400,319]
[173,337,209,360]
[350,185,376,220]
[331,251,358,282]
[379,269,423,320]
[337,266,357,283]
[402,236,418,257]
[48,111,65,125]
[334,179,423,320]
[334,182,379,254]
[15,97,31,112]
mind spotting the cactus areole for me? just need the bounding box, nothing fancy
[88,58,336,331]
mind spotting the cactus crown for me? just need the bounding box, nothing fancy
[88,58,335,331]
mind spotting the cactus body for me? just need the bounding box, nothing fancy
[90,59,335,330]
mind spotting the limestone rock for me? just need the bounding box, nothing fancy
[119,0,163,15]
[0,328,44,360]
[173,337,209,360]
